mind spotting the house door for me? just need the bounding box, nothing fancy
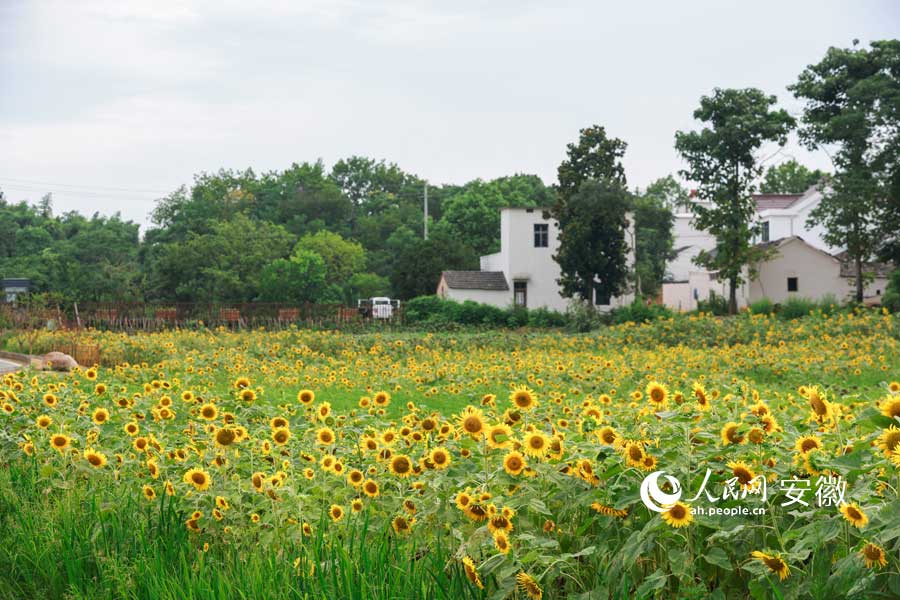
[514,281,527,307]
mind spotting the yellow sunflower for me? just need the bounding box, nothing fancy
[661,501,693,528]
[750,550,790,581]
[509,385,538,411]
[839,503,868,528]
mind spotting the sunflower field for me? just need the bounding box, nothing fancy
[1,310,900,599]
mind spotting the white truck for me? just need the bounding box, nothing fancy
[357,297,400,319]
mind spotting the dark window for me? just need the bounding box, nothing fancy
[787,277,798,292]
[514,281,527,307]
[594,284,611,305]
[761,221,770,243]
[533,223,548,247]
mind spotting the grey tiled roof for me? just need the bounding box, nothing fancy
[441,271,509,291]
[753,194,803,211]
[832,251,894,279]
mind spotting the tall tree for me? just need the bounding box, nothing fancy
[633,177,678,296]
[675,88,795,313]
[553,180,631,303]
[556,125,628,199]
[759,159,827,194]
[790,40,900,300]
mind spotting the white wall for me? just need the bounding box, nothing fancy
[749,240,843,304]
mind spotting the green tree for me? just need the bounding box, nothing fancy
[293,230,366,289]
[553,180,632,303]
[149,214,293,302]
[675,87,795,313]
[760,159,827,194]
[257,251,327,303]
[633,177,678,296]
[790,40,900,301]
[556,125,628,199]
[438,175,553,255]
[389,228,478,299]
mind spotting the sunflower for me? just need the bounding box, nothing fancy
[271,427,291,446]
[43,393,58,407]
[347,469,364,486]
[727,461,757,489]
[297,389,315,405]
[351,499,364,513]
[388,454,413,477]
[215,427,237,448]
[85,368,98,381]
[523,431,549,458]
[750,550,790,581]
[239,389,257,402]
[860,542,888,569]
[329,504,345,522]
[429,447,451,470]
[183,468,211,491]
[316,427,335,445]
[362,479,380,498]
[597,426,617,445]
[92,408,110,425]
[84,448,108,468]
[234,377,251,390]
[36,415,52,429]
[889,381,900,394]
[50,434,71,453]
[882,396,900,419]
[455,490,473,510]
[646,381,668,407]
[316,402,331,421]
[692,382,710,410]
[503,451,526,476]
[516,572,543,600]
[720,422,745,446]
[373,391,391,407]
[661,501,693,528]
[839,503,868,528]
[123,421,139,436]
[794,435,823,455]
[509,385,538,411]
[461,556,483,590]
[877,426,900,456]
[199,403,218,420]
[590,502,628,518]
[458,406,485,439]
[142,485,156,501]
[493,530,511,554]
[391,515,414,534]
[624,441,645,467]
[807,387,832,421]
[486,423,514,449]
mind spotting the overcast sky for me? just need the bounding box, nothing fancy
[1,1,898,229]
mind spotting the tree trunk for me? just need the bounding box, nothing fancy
[855,255,864,303]
[729,276,738,315]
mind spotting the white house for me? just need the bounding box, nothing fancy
[662,186,891,311]
[437,207,635,312]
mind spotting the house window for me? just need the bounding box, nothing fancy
[594,284,611,305]
[533,224,548,248]
[514,281,527,307]
[787,277,798,292]
[761,221,770,243]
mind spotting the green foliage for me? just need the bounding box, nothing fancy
[553,180,631,303]
[760,159,827,194]
[438,175,552,255]
[748,298,775,315]
[790,40,900,301]
[696,292,729,316]
[389,230,478,300]
[257,251,328,303]
[633,177,678,296]
[610,298,673,324]
[148,214,294,302]
[403,296,565,329]
[294,230,366,290]
[556,124,628,197]
[882,268,900,312]
[778,297,818,320]
[675,87,795,313]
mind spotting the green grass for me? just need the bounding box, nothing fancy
[0,461,486,600]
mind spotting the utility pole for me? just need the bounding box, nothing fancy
[423,183,429,240]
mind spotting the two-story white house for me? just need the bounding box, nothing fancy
[662,185,890,310]
[437,207,635,312]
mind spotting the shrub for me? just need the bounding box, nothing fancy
[610,298,673,324]
[696,292,729,316]
[748,298,774,315]
[565,300,605,332]
[883,269,900,313]
[778,296,818,319]
[528,308,567,328]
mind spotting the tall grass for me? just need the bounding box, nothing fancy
[0,461,484,600]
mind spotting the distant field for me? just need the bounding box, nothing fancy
[1,312,899,599]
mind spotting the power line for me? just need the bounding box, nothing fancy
[0,176,171,194]
[0,183,162,204]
